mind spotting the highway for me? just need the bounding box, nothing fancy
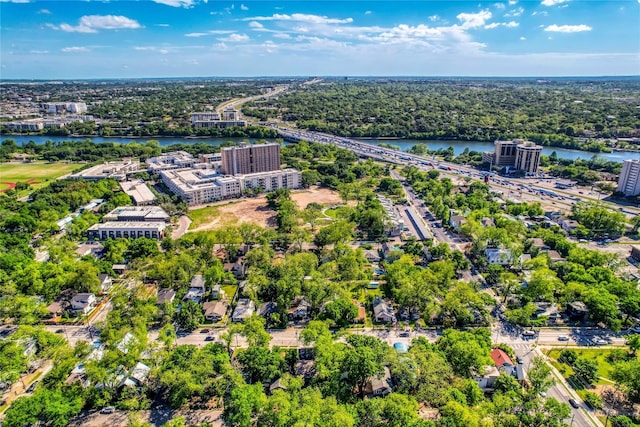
[277,127,640,219]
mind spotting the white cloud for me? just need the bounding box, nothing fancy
[532,11,548,16]
[365,10,372,15]
[494,3,505,9]
[156,24,170,27]
[273,33,291,39]
[429,15,439,22]
[484,21,519,29]
[541,0,569,6]
[243,13,353,24]
[240,4,248,11]
[152,0,195,7]
[544,24,591,32]
[159,49,169,54]
[218,33,250,42]
[457,10,492,29]
[37,8,51,14]
[509,0,518,4]
[505,7,524,17]
[61,46,90,53]
[249,21,264,29]
[29,50,48,54]
[50,15,141,33]
[0,0,31,3]
[520,36,526,40]
[185,30,235,37]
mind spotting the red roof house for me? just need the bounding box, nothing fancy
[490,348,514,367]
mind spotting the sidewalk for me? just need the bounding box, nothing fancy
[535,347,604,427]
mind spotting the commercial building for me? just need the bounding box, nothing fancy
[159,167,300,206]
[119,180,156,205]
[191,109,246,128]
[69,159,139,181]
[484,139,542,175]
[514,141,543,174]
[41,102,87,114]
[102,206,170,222]
[146,151,198,172]
[221,142,281,175]
[617,159,640,196]
[87,221,167,240]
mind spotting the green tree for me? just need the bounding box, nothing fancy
[174,299,204,331]
[342,335,388,398]
[224,383,268,427]
[573,358,599,385]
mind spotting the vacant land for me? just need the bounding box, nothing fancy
[0,162,82,192]
[546,348,630,383]
[188,187,343,232]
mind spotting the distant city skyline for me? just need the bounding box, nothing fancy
[1,0,639,79]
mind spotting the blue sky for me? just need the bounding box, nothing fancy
[1,0,639,79]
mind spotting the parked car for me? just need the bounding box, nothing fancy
[26,381,39,393]
[101,406,116,414]
[591,337,608,345]
[569,398,580,409]
[204,336,215,341]
[522,330,536,337]
[558,335,570,341]
[200,329,210,334]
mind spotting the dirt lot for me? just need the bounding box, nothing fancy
[188,186,343,232]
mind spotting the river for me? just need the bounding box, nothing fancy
[2,135,639,163]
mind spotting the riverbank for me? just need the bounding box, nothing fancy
[2,134,640,163]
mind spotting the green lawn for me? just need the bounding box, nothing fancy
[547,348,629,383]
[324,206,350,219]
[0,162,83,193]
[221,284,238,302]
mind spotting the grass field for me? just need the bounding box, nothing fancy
[188,202,242,230]
[0,162,82,193]
[546,348,631,383]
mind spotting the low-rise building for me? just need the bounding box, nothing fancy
[157,288,176,305]
[232,298,255,322]
[69,159,139,181]
[372,296,396,323]
[119,180,156,205]
[98,274,112,293]
[365,367,393,397]
[203,301,228,322]
[102,206,170,222]
[288,297,310,321]
[485,248,513,266]
[69,293,96,315]
[88,221,167,240]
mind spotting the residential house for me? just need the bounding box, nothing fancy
[210,284,222,300]
[474,366,501,390]
[294,360,316,384]
[203,301,228,322]
[490,349,514,368]
[98,274,112,293]
[517,254,532,270]
[566,301,588,320]
[365,367,393,397]
[450,215,467,230]
[481,217,495,228]
[69,293,97,315]
[531,238,549,251]
[122,362,150,388]
[232,298,255,322]
[558,217,579,232]
[224,260,245,279]
[258,301,278,319]
[269,378,287,394]
[46,301,67,318]
[156,288,176,305]
[116,332,138,354]
[631,246,640,262]
[112,264,127,275]
[289,297,310,321]
[372,296,396,323]
[545,250,566,263]
[381,242,402,260]
[485,248,513,266]
[363,249,381,263]
[184,275,206,303]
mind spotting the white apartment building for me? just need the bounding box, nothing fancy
[146,151,197,172]
[159,167,301,206]
[87,221,167,240]
[191,110,246,128]
[102,206,170,222]
[617,159,640,196]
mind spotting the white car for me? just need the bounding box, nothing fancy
[557,335,570,341]
[591,338,608,345]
